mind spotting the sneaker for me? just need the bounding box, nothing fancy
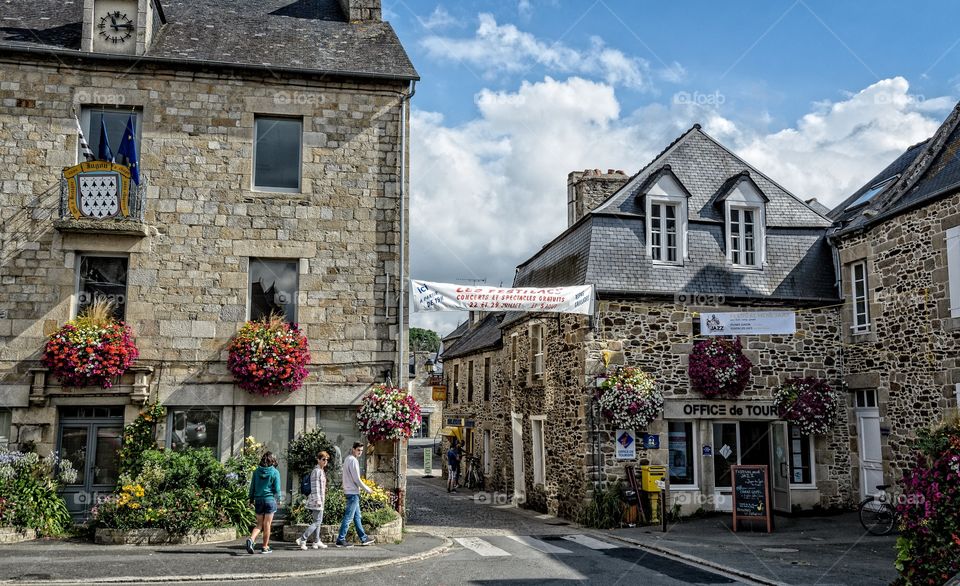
[296,537,307,551]
[245,538,254,555]
[360,537,375,546]
[335,540,353,548]
[312,542,327,549]
[261,547,273,554]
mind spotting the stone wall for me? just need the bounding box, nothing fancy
[0,53,410,454]
[836,191,960,494]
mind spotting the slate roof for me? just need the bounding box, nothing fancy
[513,125,838,302]
[0,0,418,80]
[594,126,832,228]
[441,313,504,360]
[831,100,960,235]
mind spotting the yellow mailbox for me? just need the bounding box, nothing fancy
[640,465,666,492]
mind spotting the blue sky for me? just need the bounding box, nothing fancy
[388,1,960,335]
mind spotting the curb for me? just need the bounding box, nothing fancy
[597,532,785,586]
[1,535,455,585]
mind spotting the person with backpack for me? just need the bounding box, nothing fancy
[447,438,462,493]
[246,452,281,554]
[296,451,330,550]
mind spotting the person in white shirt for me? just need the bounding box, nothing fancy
[296,451,329,550]
[335,442,374,547]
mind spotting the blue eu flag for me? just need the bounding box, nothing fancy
[116,115,140,185]
[97,119,114,162]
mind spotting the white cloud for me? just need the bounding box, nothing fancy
[418,6,460,30]
[409,76,955,335]
[518,0,533,19]
[420,14,654,90]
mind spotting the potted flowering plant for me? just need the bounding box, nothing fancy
[227,314,310,396]
[687,337,752,398]
[773,377,840,436]
[357,384,422,442]
[42,300,138,389]
[595,367,663,430]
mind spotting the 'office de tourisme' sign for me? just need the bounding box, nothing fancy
[411,280,595,315]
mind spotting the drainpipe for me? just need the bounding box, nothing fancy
[395,81,416,517]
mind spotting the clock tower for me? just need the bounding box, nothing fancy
[82,0,165,56]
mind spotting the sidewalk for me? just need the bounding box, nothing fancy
[608,512,898,586]
[0,532,450,585]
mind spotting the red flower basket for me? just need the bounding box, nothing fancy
[42,319,138,389]
[687,337,753,398]
[227,317,310,396]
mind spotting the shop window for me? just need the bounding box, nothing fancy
[850,261,870,334]
[530,324,544,381]
[668,421,696,487]
[452,363,460,404]
[531,416,546,485]
[249,258,298,323]
[167,407,220,456]
[483,357,491,402]
[788,424,814,485]
[0,409,11,449]
[246,409,292,497]
[253,116,302,192]
[317,407,367,483]
[947,226,960,318]
[76,255,128,320]
[467,361,474,402]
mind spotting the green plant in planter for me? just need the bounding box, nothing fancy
[578,484,624,529]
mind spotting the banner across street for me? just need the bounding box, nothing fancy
[411,280,595,315]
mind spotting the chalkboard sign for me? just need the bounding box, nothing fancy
[731,465,772,533]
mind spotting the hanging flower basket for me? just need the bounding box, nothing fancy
[357,384,422,442]
[688,337,752,399]
[773,377,841,436]
[42,302,138,389]
[595,367,663,430]
[227,316,310,396]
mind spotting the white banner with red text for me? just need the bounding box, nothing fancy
[411,280,595,315]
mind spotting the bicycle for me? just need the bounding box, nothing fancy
[464,454,484,490]
[858,484,899,535]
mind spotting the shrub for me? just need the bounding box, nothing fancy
[0,450,75,536]
[286,428,339,482]
[92,447,255,536]
[118,403,166,475]
[894,418,960,585]
[578,484,624,529]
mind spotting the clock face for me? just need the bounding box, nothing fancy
[97,11,135,44]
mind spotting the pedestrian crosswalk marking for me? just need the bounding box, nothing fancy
[560,534,618,550]
[507,535,572,554]
[454,537,510,557]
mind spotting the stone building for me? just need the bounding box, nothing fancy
[407,350,443,439]
[828,100,960,501]
[441,125,850,519]
[0,0,417,515]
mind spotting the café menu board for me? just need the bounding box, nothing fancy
[731,465,772,533]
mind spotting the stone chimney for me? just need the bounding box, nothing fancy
[567,169,629,227]
[338,0,382,22]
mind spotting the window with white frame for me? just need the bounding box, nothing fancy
[729,207,759,267]
[947,226,960,318]
[531,416,546,485]
[851,261,871,333]
[644,173,688,264]
[530,324,544,381]
[0,408,11,449]
[667,421,696,487]
[511,334,519,378]
[249,258,299,323]
[253,115,302,192]
[483,357,491,402]
[483,429,492,476]
[453,363,460,403]
[788,424,815,485]
[79,107,142,164]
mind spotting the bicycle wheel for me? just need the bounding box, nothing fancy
[859,499,896,535]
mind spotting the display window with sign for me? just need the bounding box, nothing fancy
[167,407,221,456]
[788,424,815,486]
[668,421,697,488]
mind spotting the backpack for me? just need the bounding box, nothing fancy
[300,472,312,496]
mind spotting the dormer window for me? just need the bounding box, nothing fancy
[718,171,767,269]
[642,166,689,265]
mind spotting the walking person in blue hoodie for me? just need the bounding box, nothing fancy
[246,452,281,554]
[335,442,374,547]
